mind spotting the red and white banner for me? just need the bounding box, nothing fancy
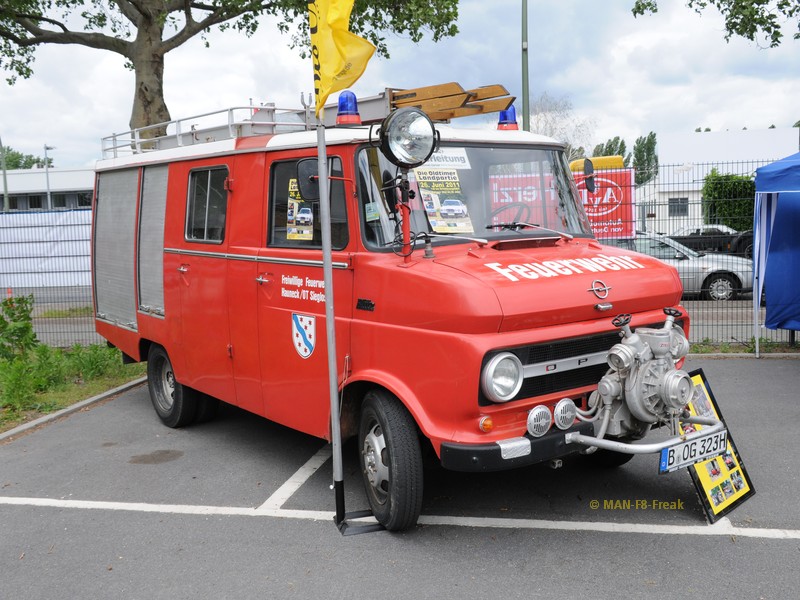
[574,168,635,239]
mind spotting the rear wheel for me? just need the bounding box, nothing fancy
[147,345,197,428]
[358,390,423,532]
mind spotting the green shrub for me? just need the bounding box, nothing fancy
[0,295,39,360]
[0,295,146,417]
[66,344,122,381]
[0,357,37,411]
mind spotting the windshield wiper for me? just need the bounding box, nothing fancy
[486,222,574,240]
[424,232,489,246]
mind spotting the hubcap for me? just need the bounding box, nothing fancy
[362,422,389,501]
[709,278,733,301]
[157,359,176,411]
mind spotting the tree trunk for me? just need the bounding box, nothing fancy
[128,16,170,138]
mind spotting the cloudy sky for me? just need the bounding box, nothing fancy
[2,0,799,168]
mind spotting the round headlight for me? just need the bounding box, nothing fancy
[481,352,524,403]
[379,107,436,169]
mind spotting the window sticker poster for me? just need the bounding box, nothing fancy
[412,168,474,234]
[684,369,755,523]
[287,178,313,241]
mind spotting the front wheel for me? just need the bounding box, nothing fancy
[358,390,424,532]
[147,345,197,428]
[702,273,738,301]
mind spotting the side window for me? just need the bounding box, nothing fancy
[268,158,348,249]
[185,167,228,243]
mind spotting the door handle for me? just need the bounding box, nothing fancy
[177,265,189,273]
[255,275,271,284]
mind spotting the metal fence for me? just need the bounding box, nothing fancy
[1,160,796,350]
[622,160,792,348]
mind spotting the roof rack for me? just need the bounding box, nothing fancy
[100,83,515,159]
[101,103,313,159]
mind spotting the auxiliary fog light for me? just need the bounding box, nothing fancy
[527,406,552,438]
[481,352,524,403]
[378,107,436,169]
[553,398,578,430]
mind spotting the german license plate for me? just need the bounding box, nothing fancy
[659,429,728,473]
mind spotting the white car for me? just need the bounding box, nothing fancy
[296,207,313,226]
[439,198,468,218]
[604,232,753,301]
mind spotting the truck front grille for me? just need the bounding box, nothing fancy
[479,320,683,406]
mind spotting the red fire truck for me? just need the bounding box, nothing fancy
[92,84,724,531]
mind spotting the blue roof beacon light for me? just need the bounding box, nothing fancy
[497,105,519,130]
[336,90,362,125]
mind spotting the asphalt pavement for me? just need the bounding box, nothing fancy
[1,356,798,599]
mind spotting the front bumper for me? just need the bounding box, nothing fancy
[440,422,595,472]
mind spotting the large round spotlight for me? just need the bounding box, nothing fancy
[379,107,436,169]
[527,406,552,438]
[481,352,524,403]
[553,398,578,430]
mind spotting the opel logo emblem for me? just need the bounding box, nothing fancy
[588,280,611,299]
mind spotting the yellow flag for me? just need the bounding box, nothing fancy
[308,0,375,117]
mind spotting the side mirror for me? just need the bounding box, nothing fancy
[583,158,596,193]
[296,158,320,201]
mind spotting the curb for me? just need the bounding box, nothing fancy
[0,376,147,442]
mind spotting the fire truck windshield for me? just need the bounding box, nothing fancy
[356,143,593,250]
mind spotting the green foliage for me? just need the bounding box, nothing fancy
[633,0,800,47]
[0,145,48,169]
[0,295,38,360]
[0,294,139,414]
[592,137,631,165]
[1,0,460,127]
[701,168,755,231]
[632,131,658,186]
[0,343,139,414]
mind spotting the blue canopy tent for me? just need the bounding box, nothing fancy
[753,152,800,357]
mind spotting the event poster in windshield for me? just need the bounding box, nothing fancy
[413,167,475,234]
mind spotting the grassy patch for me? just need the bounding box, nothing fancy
[0,365,146,433]
[690,337,800,354]
[39,306,94,318]
[0,294,148,433]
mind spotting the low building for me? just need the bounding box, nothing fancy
[2,167,94,211]
[636,128,800,234]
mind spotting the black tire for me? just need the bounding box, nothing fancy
[147,345,197,428]
[702,273,738,301]
[358,390,423,532]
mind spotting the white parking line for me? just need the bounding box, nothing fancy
[1,495,798,539]
[256,444,332,512]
